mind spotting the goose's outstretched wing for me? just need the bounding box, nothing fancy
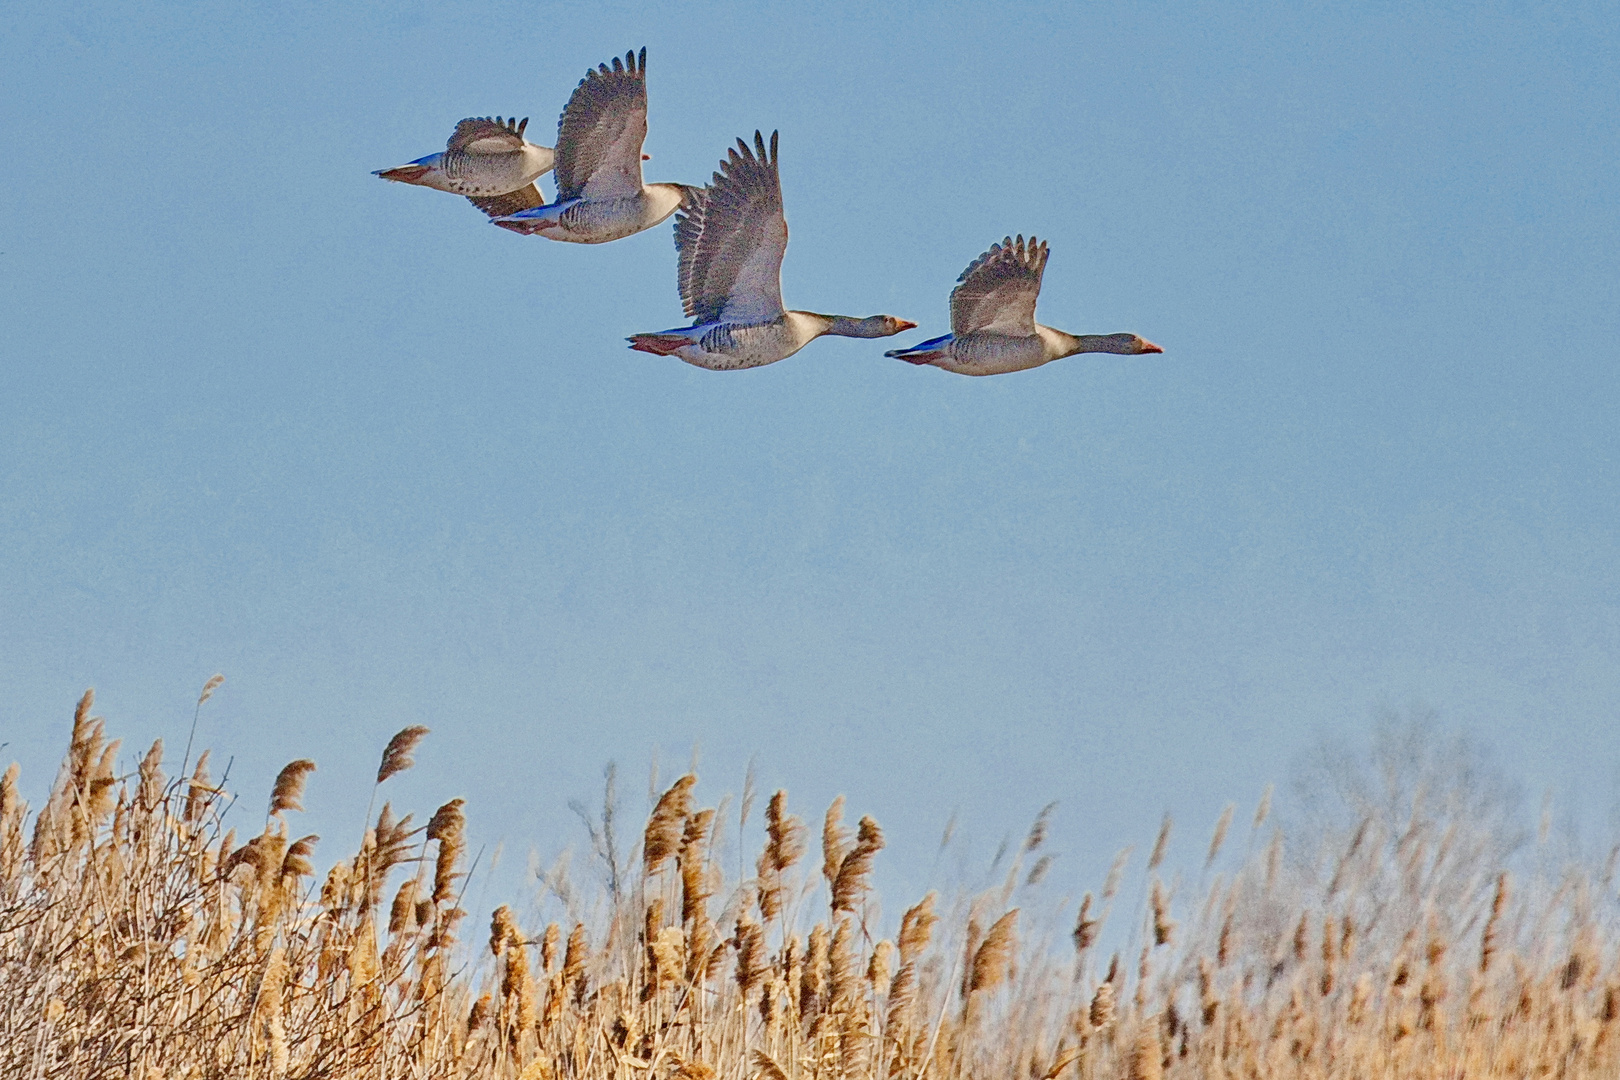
[554,48,647,201]
[447,116,530,155]
[950,235,1049,336]
[467,183,545,219]
[676,130,787,326]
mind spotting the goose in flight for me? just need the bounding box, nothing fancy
[374,116,555,220]
[494,49,691,244]
[627,131,915,369]
[885,236,1162,375]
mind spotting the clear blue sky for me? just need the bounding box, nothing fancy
[2,1,1617,903]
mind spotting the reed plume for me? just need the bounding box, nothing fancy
[1207,803,1234,866]
[645,774,696,874]
[823,795,851,887]
[197,673,225,705]
[1089,981,1116,1030]
[1481,872,1508,973]
[735,914,766,996]
[1073,893,1099,954]
[899,892,938,965]
[802,923,829,1020]
[765,789,807,870]
[377,725,431,784]
[969,910,1018,994]
[563,922,588,1001]
[269,758,316,817]
[1148,814,1172,871]
[542,922,561,971]
[680,808,716,925]
[1254,784,1273,830]
[758,789,806,922]
[832,815,884,913]
[1150,880,1174,946]
[427,797,466,904]
[1102,848,1130,902]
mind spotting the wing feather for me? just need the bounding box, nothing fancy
[949,235,1049,336]
[466,183,545,219]
[553,48,647,200]
[675,130,787,326]
[447,116,528,155]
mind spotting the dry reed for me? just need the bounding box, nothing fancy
[3,690,1619,1080]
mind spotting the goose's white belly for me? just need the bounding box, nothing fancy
[441,146,554,196]
[674,314,825,371]
[539,185,683,244]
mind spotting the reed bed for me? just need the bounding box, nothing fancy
[3,688,1619,1079]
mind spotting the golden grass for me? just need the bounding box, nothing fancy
[3,689,1619,1079]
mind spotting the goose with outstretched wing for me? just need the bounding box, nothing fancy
[627,131,915,369]
[495,49,692,243]
[374,115,554,221]
[886,235,1162,375]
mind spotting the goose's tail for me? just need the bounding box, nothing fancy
[374,163,433,184]
[884,333,953,365]
[627,333,692,357]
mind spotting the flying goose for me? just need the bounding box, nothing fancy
[374,116,555,220]
[627,131,915,369]
[885,236,1162,375]
[494,49,692,244]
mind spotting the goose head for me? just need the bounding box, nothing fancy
[1113,334,1163,355]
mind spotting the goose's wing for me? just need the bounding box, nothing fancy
[553,48,647,201]
[949,235,1049,336]
[447,116,530,155]
[676,131,787,326]
[467,183,545,219]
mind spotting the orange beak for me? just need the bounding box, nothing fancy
[1141,339,1164,353]
[895,320,918,331]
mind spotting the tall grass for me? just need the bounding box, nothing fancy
[3,688,1618,1079]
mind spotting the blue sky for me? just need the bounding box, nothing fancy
[2,1,1617,904]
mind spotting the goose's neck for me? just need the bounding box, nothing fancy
[645,182,688,214]
[1042,327,1146,357]
[819,314,890,338]
[1074,334,1139,354]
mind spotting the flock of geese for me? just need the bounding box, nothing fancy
[376,48,1163,375]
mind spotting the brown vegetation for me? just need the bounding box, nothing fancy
[2,688,1618,1079]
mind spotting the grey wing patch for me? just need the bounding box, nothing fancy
[675,131,787,326]
[467,183,545,219]
[553,48,648,200]
[447,116,529,154]
[950,234,1049,336]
